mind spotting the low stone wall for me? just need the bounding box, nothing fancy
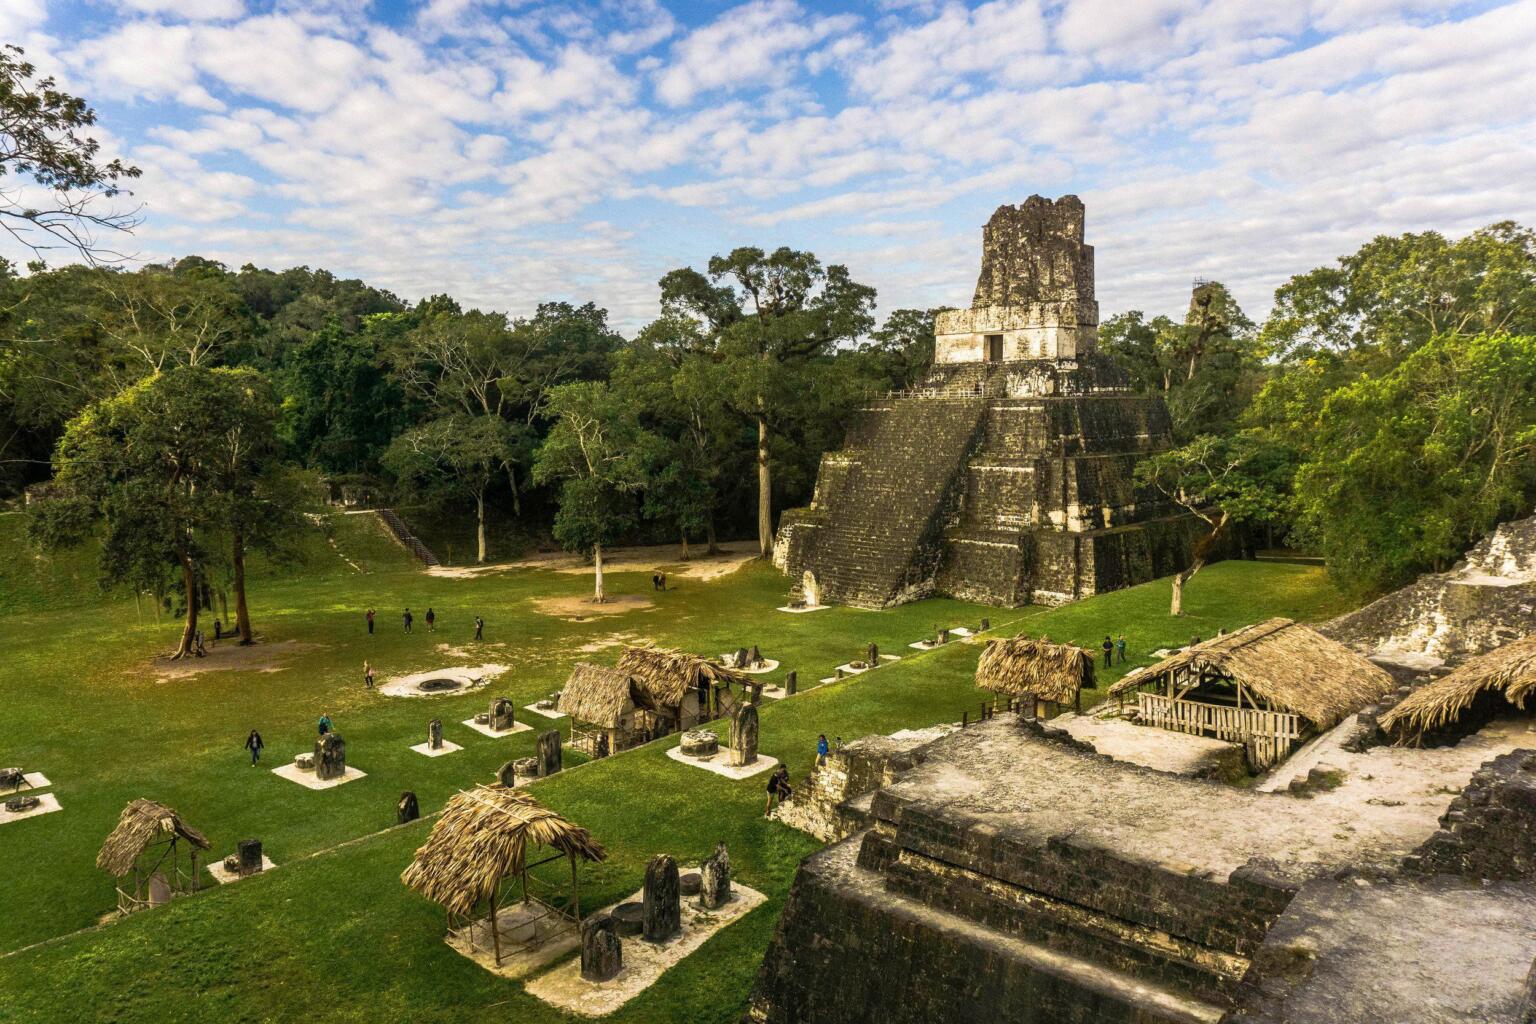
[772,729,954,842]
[1405,750,1536,879]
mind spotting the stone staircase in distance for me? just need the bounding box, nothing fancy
[377,508,440,567]
[807,397,989,607]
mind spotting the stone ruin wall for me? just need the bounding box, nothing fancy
[1405,749,1536,880]
[1321,513,1536,670]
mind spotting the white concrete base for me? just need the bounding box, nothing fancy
[207,854,276,885]
[523,703,567,720]
[526,880,767,1016]
[410,740,463,758]
[0,792,62,825]
[835,654,900,676]
[446,901,581,979]
[377,663,508,698]
[757,685,787,701]
[665,745,778,779]
[6,772,52,793]
[718,655,780,674]
[949,627,975,637]
[461,718,533,739]
[775,604,829,613]
[271,763,367,789]
[819,676,839,685]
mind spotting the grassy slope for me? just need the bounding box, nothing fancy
[0,531,1352,1023]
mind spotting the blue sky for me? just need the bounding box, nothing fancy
[4,0,1533,330]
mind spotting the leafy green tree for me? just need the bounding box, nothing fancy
[658,247,876,556]
[1293,333,1536,597]
[0,44,141,262]
[866,307,942,389]
[1100,282,1261,441]
[88,260,253,384]
[1135,433,1293,615]
[29,366,283,657]
[383,414,522,564]
[532,382,653,601]
[1262,223,1536,367]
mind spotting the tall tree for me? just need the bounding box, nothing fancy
[532,382,652,602]
[659,248,876,556]
[0,45,142,262]
[29,366,282,657]
[1293,332,1536,597]
[383,414,521,564]
[1135,433,1292,615]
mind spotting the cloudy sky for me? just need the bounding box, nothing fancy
[5,0,1533,330]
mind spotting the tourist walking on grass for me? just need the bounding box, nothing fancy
[363,661,375,689]
[817,734,829,766]
[403,608,413,633]
[1115,634,1127,665]
[425,607,435,632]
[245,729,264,766]
[474,615,484,641]
[318,713,333,736]
[366,608,375,635]
[1101,635,1113,668]
[652,573,661,591]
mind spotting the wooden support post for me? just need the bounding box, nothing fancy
[962,711,969,728]
[570,854,580,923]
[489,886,502,964]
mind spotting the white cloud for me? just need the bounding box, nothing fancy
[653,0,857,106]
[118,0,245,20]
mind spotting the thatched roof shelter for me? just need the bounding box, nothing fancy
[96,799,210,878]
[1108,618,1394,730]
[615,644,748,711]
[976,635,1095,704]
[1379,634,1536,743]
[556,663,638,728]
[401,786,605,919]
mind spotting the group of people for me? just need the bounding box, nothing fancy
[1100,634,1128,667]
[242,712,334,766]
[650,572,669,591]
[366,607,484,640]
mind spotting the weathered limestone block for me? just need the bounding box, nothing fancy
[428,718,443,750]
[488,697,516,732]
[699,842,731,909]
[681,730,719,757]
[537,729,562,777]
[729,705,759,767]
[314,733,346,781]
[785,671,797,696]
[237,838,263,876]
[580,914,623,982]
[642,854,680,942]
[397,790,420,824]
[497,760,518,787]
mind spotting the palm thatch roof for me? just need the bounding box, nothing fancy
[557,663,638,728]
[96,799,211,877]
[976,635,1094,703]
[615,644,748,711]
[1379,634,1536,742]
[400,786,606,918]
[1107,618,1394,729]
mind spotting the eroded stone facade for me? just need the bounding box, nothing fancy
[774,196,1203,609]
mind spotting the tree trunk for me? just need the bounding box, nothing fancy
[475,490,488,564]
[217,587,229,625]
[680,532,690,561]
[232,531,254,645]
[1170,512,1228,616]
[173,555,198,659]
[757,414,771,557]
[706,519,720,556]
[593,543,605,603]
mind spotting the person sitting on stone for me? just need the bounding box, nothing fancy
[816,733,829,766]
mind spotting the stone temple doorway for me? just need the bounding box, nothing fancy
[985,334,1003,362]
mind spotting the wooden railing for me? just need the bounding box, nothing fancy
[1136,692,1301,769]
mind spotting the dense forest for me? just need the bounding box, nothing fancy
[3,44,1536,653]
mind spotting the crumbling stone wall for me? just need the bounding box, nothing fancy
[1405,750,1536,879]
[772,729,953,841]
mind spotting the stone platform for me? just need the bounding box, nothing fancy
[410,740,463,758]
[271,763,367,790]
[460,718,532,739]
[0,792,61,825]
[745,715,1505,1024]
[207,854,276,884]
[665,746,777,779]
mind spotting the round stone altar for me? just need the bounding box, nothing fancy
[611,902,645,936]
[680,731,719,758]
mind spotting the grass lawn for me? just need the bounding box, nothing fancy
[0,510,1354,1023]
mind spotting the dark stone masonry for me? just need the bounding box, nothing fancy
[744,716,1536,1024]
[774,197,1205,609]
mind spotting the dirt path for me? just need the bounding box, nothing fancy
[426,542,759,582]
[151,639,315,682]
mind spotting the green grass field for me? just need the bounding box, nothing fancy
[0,511,1355,1023]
